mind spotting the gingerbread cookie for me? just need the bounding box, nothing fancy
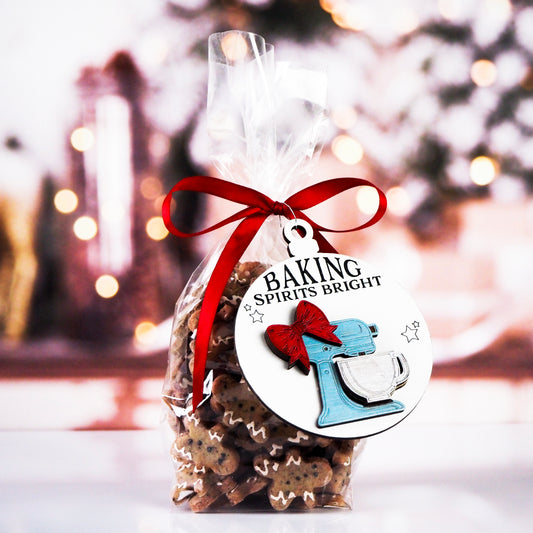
[330,439,359,466]
[315,493,349,508]
[323,439,363,499]
[188,321,238,377]
[165,261,359,512]
[211,374,271,443]
[189,321,235,359]
[253,449,333,510]
[172,460,226,507]
[172,414,239,476]
[232,424,265,453]
[187,307,201,332]
[216,294,241,322]
[227,475,269,506]
[325,464,351,495]
[189,471,237,512]
[223,261,268,298]
[262,419,314,457]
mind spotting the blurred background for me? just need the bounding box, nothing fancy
[1,0,533,431]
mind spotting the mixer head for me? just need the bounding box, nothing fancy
[304,318,378,363]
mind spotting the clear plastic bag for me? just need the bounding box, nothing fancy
[162,31,365,512]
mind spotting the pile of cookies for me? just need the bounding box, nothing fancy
[163,261,363,512]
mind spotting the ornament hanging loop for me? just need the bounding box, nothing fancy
[274,201,297,229]
[283,219,320,257]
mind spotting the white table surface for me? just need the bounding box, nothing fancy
[1,423,532,533]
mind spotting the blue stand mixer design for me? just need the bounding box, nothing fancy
[303,319,406,428]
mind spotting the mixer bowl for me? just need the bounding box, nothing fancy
[336,351,409,404]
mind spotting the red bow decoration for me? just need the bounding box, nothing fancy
[162,175,387,410]
[266,301,341,373]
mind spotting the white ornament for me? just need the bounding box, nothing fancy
[234,221,432,439]
[283,219,319,258]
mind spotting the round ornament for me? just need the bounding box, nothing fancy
[234,220,432,439]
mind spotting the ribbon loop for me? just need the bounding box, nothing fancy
[162,175,387,410]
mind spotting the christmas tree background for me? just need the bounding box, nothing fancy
[153,0,533,242]
[0,0,532,429]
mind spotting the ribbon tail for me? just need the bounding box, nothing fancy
[287,336,311,373]
[192,214,267,410]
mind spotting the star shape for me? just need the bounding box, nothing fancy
[401,324,419,343]
[250,310,264,323]
[243,304,251,312]
[412,321,420,328]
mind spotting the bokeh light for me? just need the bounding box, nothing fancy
[332,135,364,165]
[356,186,380,215]
[70,127,95,152]
[331,4,368,31]
[146,216,169,240]
[471,59,497,87]
[134,321,156,345]
[140,176,163,200]
[387,186,412,216]
[395,9,419,35]
[73,216,98,240]
[438,0,463,20]
[138,35,169,67]
[95,274,119,299]
[54,189,78,214]
[470,156,498,186]
[221,32,249,62]
[331,106,358,130]
[319,0,335,13]
[486,0,512,20]
[148,133,170,159]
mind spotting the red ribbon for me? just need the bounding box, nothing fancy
[266,301,341,373]
[162,175,387,410]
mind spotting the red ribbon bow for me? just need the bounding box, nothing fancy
[162,175,387,410]
[266,300,341,373]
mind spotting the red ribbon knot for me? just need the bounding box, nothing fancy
[162,175,387,410]
[291,321,306,337]
[271,201,288,217]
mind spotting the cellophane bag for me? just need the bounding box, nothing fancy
[162,30,365,512]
